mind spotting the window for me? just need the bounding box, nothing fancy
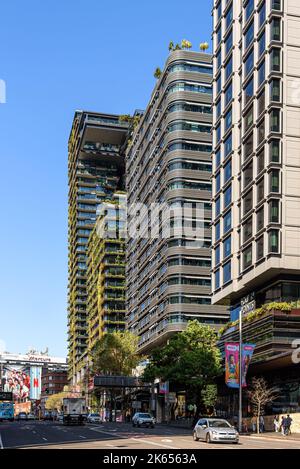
[225,82,233,106]
[244,161,253,188]
[258,61,265,88]
[224,210,232,234]
[224,160,232,182]
[225,30,233,56]
[270,48,281,72]
[257,149,265,175]
[244,132,253,159]
[257,118,265,146]
[225,5,233,31]
[243,216,253,242]
[244,49,254,77]
[223,261,232,284]
[271,18,281,42]
[216,49,222,70]
[257,236,264,260]
[215,270,220,290]
[224,107,232,132]
[259,2,266,29]
[216,172,221,192]
[225,56,233,82]
[244,22,254,51]
[216,197,221,217]
[224,185,232,208]
[257,207,264,232]
[215,245,221,265]
[244,77,254,105]
[244,105,253,132]
[270,109,280,133]
[258,90,265,117]
[243,246,252,270]
[224,133,233,158]
[245,0,254,23]
[243,189,253,215]
[257,178,265,203]
[217,2,222,22]
[269,230,279,253]
[258,32,266,58]
[215,221,221,242]
[216,149,221,167]
[270,169,280,193]
[272,0,281,11]
[224,235,232,258]
[216,124,221,144]
[216,99,222,120]
[216,26,222,48]
[270,79,281,102]
[270,139,280,163]
[269,199,280,223]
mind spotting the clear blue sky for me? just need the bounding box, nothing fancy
[0,0,213,357]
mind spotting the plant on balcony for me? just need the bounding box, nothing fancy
[181,39,192,50]
[168,41,175,52]
[200,42,209,52]
[154,67,162,79]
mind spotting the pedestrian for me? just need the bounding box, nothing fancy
[286,414,293,436]
[281,416,287,435]
[259,415,265,433]
[251,415,257,433]
[274,415,280,433]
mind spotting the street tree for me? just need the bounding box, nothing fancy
[247,377,279,433]
[45,392,65,412]
[143,321,222,417]
[201,384,218,416]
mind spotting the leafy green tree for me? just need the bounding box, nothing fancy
[45,393,65,411]
[143,321,222,414]
[201,384,218,415]
[154,67,162,79]
[168,41,175,52]
[91,331,141,376]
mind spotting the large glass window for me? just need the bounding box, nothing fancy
[225,56,233,82]
[270,48,281,72]
[244,22,254,51]
[224,107,232,132]
[225,5,233,31]
[259,2,266,29]
[257,206,264,232]
[272,0,281,10]
[258,32,266,59]
[244,77,254,105]
[258,61,265,88]
[257,178,265,203]
[223,261,232,284]
[257,149,265,175]
[224,210,232,234]
[245,0,254,23]
[244,132,253,159]
[224,133,233,158]
[243,216,253,242]
[269,230,279,253]
[224,235,232,258]
[269,199,280,223]
[215,245,221,265]
[225,30,233,56]
[257,236,264,260]
[216,149,221,167]
[270,169,280,193]
[244,161,253,188]
[257,118,265,146]
[243,189,253,215]
[258,90,265,117]
[216,124,221,144]
[270,109,281,133]
[271,18,281,42]
[225,82,233,107]
[243,245,252,270]
[244,49,254,77]
[216,172,221,192]
[216,197,221,217]
[270,79,281,102]
[215,270,220,290]
[224,185,232,208]
[224,160,232,182]
[244,105,253,132]
[215,221,221,242]
[270,139,280,163]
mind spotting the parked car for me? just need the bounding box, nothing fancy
[87,413,102,424]
[193,418,239,444]
[27,413,36,420]
[132,412,155,428]
[17,412,28,421]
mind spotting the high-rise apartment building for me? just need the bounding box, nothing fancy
[68,111,129,382]
[126,50,229,353]
[87,194,126,355]
[212,0,300,310]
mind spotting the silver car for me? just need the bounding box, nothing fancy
[132,412,155,428]
[193,418,239,444]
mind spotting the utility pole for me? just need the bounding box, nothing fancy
[238,309,243,433]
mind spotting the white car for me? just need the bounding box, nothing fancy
[87,413,102,424]
[27,413,36,420]
[193,418,239,444]
[132,412,155,428]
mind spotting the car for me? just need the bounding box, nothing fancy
[132,412,155,428]
[27,413,36,420]
[87,413,102,424]
[17,412,28,421]
[193,418,239,444]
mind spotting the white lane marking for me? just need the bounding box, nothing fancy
[32,431,36,434]
[105,443,115,447]
[161,439,173,443]
[131,437,178,449]
[244,435,300,444]
[0,433,4,449]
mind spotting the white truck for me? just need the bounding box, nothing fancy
[62,398,86,426]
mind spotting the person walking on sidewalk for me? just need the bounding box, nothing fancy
[251,415,257,433]
[274,415,280,433]
[281,416,287,435]
[286,415,293,436]
[259,415,265,433]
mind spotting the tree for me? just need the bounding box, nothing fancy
[247,377,279,434]
[181,39,192,50]
[200,42,209,52]
[154,67,162,79]
[91,331,141,376]
[45,393,65,412]
[143,321,222,417]
[201,384,218,416]
[168,41,175,52]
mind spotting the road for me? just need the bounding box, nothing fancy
[1,421,300,449]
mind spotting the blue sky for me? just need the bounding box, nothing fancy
[0,0,213,357]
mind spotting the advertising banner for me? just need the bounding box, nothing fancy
[2,365,31,401]
[30,366,42,400]
[225,343,255,388]
[159,381,169,394]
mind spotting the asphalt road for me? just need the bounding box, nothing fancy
[1,421,300,450]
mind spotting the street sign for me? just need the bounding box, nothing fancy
[0,392,13,401]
